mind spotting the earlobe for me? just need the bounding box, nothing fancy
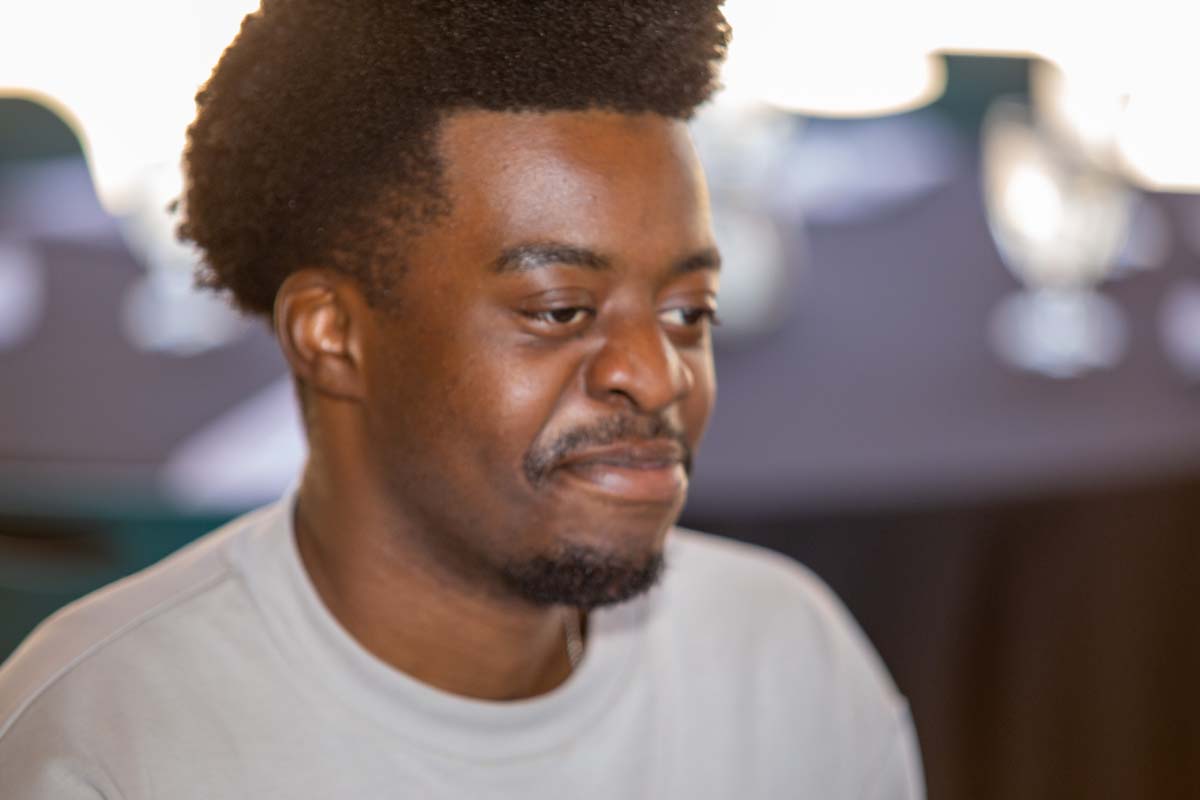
[273,269,368,402]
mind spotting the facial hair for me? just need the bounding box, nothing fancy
[499,543,665,610]
[506,412,687,608]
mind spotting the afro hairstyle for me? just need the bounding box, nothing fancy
[178,0,731,317]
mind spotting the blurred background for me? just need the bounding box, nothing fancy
[3,1,1200,797]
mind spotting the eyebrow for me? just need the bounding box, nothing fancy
[491,242,722,276]
[491,243,610,274]
[673,247,722,274]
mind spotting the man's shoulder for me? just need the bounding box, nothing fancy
[665,527,853,626]
[0,503,276,740]
[663,527,902,698]
[658,529,922,797]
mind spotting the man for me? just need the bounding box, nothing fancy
[0,1,923,797]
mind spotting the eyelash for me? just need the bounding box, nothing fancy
[522,306,719,329]
[525,307,594,326]
[660,307,720,327]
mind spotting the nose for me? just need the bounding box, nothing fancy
[585,313,694,413]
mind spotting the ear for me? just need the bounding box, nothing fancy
[273,269,368,402]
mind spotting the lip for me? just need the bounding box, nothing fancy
[554,441,687,504]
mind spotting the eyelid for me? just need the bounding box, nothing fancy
[515,285,595,308]
[515,302,596,338]
[526,306,592,323]
[658,306,719,325]
[659,291,718,313]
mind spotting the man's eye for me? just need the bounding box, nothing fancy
[659,307,719,327]
[528,307,591,326]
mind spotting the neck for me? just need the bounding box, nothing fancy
[293,440,577,701]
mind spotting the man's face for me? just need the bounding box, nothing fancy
[357,110,718,608]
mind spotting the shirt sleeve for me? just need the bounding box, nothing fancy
[0,715,125,800]
[860,703,926,800]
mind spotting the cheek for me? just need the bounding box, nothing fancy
[465,342,584,464]
[684,351,716,439]
[383,327,582,480]
[363,321,479,468]
[484,366,553,435]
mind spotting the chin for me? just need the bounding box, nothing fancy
[498,534,668,609]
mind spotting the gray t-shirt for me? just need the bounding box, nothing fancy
[0,497,924,799]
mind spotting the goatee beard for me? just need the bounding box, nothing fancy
[499,544,665,609]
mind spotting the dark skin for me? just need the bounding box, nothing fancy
[275,110,720,700]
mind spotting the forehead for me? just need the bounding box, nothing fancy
[430,109,713,261]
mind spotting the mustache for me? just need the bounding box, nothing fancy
[523,414,692,486]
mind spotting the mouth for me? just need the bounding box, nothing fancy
[553,441,688,505]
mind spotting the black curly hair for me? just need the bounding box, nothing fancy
[178,0,730,317]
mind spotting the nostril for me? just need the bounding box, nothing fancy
[604,386,640,410]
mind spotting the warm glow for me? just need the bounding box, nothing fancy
[1030,61,1127,172]
[982,101,1132,291]
[1003,164,1064,246]
[720,1,946,117]
[1,0,259,214]
[1117,87,1200,192]
[1025,3,1200,192]
[6,0,1200,221]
